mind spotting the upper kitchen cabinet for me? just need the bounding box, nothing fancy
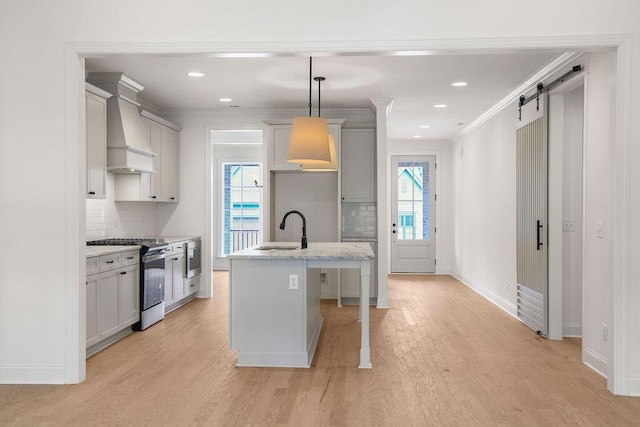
[264,120,342,171]
[341,128,375,202]
[85,84,111,199]
[115,111,181,203]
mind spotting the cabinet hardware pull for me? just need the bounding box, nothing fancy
[174,257,179,261]
[127,256,134,260]
[170,197,175,200]
[106,260,114,264]
[151,196,157,199]
[392,230,396,234]
[120,271,126,275]
[88,191,95,195]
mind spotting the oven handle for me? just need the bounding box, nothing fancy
[143,253,166,262]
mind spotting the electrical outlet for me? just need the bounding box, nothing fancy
[320,272,327,282]
[289,274,298,290]
[603,324,608,342]
[596,222,604,238]
[506,280,509,291]
[563,219,576,232]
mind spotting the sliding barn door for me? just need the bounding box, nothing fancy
[516,93,549,336]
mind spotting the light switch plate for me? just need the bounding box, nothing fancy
[563,219,576,232]
[596,221,604,238]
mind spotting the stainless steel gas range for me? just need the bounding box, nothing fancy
[87,238,168,330]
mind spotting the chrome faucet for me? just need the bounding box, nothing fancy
[279,210,307,249]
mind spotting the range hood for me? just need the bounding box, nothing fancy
[86,72,155,173]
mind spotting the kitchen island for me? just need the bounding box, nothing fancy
[228,242,374,368]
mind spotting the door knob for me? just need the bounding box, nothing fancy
[392,223,396,227]
[392,230,396,234]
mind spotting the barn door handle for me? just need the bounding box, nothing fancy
[536,220,543,250]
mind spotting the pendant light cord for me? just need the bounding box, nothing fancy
[308,57,313,117]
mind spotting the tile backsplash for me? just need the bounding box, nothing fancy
[86,200,158,240]
[342,202,377,238]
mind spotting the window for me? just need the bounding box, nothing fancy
[222,163,262,256]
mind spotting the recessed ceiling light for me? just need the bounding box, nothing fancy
[433,104,447,108]
[413,135,422,138]
[451,82,468,87]
[419,125,430,128]
[219,98,232,102]
[187,72,205,77]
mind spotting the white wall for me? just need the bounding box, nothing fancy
[452,105,518,314]
[1,0,639,394]
[562,86,584,337]
[451,52,615,377]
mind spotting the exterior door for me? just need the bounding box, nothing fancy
[391,156,436,273]
[516,93,549,336]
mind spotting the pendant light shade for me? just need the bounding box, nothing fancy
[301,134,337,171]
[287,57,331,164]
[288,117,331,164]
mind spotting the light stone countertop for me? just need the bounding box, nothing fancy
[86,245,141,257]
[158,236,200,244]
[228,242,375,260]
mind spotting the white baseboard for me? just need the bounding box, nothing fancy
[629,377,640,397]
[563,323,582,337]
[583,348,607,378]
[0,364,66,384]
[376,297,390,309]
[451,271,517,318]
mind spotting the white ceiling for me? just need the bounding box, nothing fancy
[86,51,560,140]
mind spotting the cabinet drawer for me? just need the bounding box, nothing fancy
[185,275,200,296]
[86,256,100,276]
[171,242,185,254]
[121,250,139,266]
[100,253,122,271]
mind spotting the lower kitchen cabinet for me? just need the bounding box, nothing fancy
[164,243,186,310]
[340,241,377,301]
[86,274,99,347]
[86,250,140,354]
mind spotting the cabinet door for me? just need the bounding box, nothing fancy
[341,129,375,202]
[161,127,179,202]
[269,125,303,171]
[173,253,186,301]
[148,120,163,201]
[118,264,139,328]
[98,269,120,339]
[86,91,107,199]
[164,256,174,306]
[86,274,99,348]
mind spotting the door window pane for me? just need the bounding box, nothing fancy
[396,161,429,240]
[222,163,262,255]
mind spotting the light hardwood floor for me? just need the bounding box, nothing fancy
[2,273,640,426]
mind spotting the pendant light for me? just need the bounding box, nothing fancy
[287,57,331,164]
[301,76,337,171]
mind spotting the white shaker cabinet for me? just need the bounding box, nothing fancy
[164,242,186,310]
[86,249,139,354]
[86,272,100,347]
[142,112,180,202]
[114,112,180,203]
[85,85,111,199]
[341,128,375,202]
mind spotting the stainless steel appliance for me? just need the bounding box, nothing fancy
[87,238,168,330]
[184,238,201,279]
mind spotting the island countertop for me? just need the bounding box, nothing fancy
[228,242,374,260]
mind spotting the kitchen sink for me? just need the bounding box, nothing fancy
[255,245,298,251]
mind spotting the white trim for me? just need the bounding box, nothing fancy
[140,110,182,132]
[64,45,84,385]
[629,378,640,397]
[451,271,518,317]
[610,37,632,396]
[458,52,582,138]
[61,33,632,392]
[84,82,112,99]
[584,348,608,378]
[563,323,582,337]
[0,365,66,385]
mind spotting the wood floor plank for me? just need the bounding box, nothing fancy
[2,272,640,426]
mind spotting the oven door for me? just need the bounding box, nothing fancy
[142,252,165,310]
[185,240,201,279]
